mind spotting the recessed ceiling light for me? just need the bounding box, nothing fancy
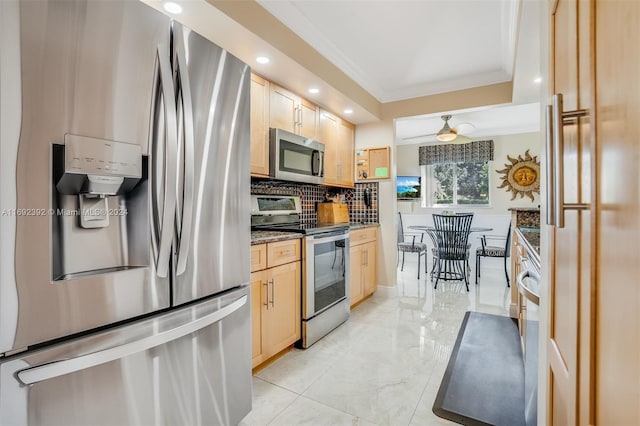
[163,1,182,14]
[163,2,183,14]
[534,77,542,83]
[344,109,353,114]
[256,56,270,64]
[308,88,319,94]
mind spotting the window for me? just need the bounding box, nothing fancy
[421,161,490,207]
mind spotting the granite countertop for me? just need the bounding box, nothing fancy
[251,230,303,245]
[508,207,541,211]
[516,226,541,270]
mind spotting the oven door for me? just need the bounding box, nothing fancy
[303,231,349,320]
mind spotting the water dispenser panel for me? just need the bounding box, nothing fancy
[56,134,142,196]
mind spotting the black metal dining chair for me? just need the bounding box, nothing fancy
[397,212,428,279]
[475,224,511,286]
[431,213,474,291]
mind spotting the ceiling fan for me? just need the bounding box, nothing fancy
[403,114,475,144]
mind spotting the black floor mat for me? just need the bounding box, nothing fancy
[433,311,525,426]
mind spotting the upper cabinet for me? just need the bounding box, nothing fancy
[355,147,390,181]
[250,73,270,177]
[320,109,355,188]
[269,83,318,140]
[250,74,354,187]
[338,119,355,187]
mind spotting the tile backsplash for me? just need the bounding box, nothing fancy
[251,178,379,224]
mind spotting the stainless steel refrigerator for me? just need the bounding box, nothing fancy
[0,1,252,424]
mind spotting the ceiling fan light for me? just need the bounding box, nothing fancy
[436,131,457,142]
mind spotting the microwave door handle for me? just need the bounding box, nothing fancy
[312,150,321,176]
[156,44,178,278]
[174,27,195,276]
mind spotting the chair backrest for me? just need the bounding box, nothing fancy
[432,213,474,260]
[397,212,405,244]
[504,223,512,258]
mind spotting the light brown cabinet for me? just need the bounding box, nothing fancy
[349,227,377,307]
[250,75,355,188]
[319,109,339,185]
[545,1,640,424]
[250,239,301,368]
[355,147,390,181]
[547,1,591,424]
[338,120,355,187]
[269,83,318,140]
[250,73,270,177]
[320,109,355,188]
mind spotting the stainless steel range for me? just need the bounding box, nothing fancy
[251,195,350,348]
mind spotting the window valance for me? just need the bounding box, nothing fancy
[418,140,494,166]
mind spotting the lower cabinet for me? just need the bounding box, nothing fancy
[250,240,301,368]
[349,228,378,307]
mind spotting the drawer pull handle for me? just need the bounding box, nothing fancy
[270,279,275,307]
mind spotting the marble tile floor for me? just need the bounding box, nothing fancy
[241,255,512,426]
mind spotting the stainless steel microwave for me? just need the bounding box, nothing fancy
[269,128,324,184]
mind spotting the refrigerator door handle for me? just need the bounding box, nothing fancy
[174,27,195,276]
[16,294,248,386]
[155,44,179,278]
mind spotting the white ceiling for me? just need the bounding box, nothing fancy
[145,0,543,142]
[395,102,540,145]
[258,0,520,103]
[257,0,543,142]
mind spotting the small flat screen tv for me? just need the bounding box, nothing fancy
[397,176,421,200]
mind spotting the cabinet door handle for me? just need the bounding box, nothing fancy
[279,250,293,256]
[550,93,590,228]
[263,281,269,309]
[270,279,275,307]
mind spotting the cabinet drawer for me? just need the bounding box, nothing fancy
[350,227,377,246]
[251,244,267,272]
[267,239,301,268]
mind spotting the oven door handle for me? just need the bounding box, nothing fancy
[308,233,348,244]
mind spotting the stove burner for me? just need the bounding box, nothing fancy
[251,221,349,235]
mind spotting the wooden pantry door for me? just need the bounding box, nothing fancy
[594,0,640,423]
[547,0,594,424]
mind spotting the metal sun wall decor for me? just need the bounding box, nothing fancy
[496,149,540,201]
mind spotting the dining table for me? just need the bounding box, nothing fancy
[408,225,494,234]
[408,225,494,288]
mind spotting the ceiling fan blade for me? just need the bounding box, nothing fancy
[401,132,436,140]
[453,122,476,134]
[452,134,472,144]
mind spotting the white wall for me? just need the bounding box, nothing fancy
[397,131,541,213]
[354,120,396,288]
[358,128,542,288]
[396,131,542,244]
